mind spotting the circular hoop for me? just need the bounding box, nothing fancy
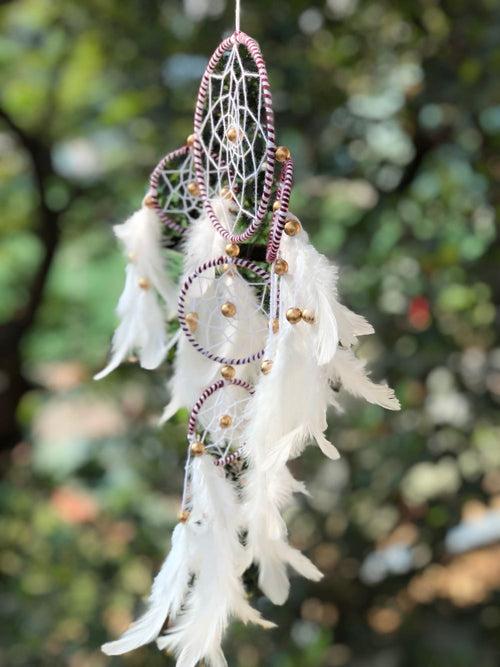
[148,145,201,234]
[266,158,294,262]
[193,31,276,243]
[178,256,271,366]
[187,378,254,438]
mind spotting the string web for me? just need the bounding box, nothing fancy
[198,43,270,235]
[154,147,202,231]
[195,384,252,458]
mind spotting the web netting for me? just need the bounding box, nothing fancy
[193,33,276,242]
[189,380,254,459]
[149,145,202,235]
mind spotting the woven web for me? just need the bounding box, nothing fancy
[155,148,202,231]
[196,384,252,458]
[197,43,270,235]
[185,267,269,363]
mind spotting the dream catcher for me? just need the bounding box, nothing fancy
[97,6,400,665]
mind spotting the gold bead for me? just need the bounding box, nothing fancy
[187,133,196,148]
[273,200,281,212]
[225,243,240,258]
[274,258,288,276]
[185,311,199,332]
[128,251,136,262]
[260,359,273,375]
[275,146,291,163]
[187,181,200,196]
[284,218,301,237]
[221,302,236,317]
[272,318,279,334]
[226,127,238,142]
[219,414,233,428]
[286,307,303,324]
[138,277,150,290]
[220,186,233,200]
[178,510,190,523]
[190,441,205,456]
[144,194,156,208]
[127,354,138,363]
[221,365,236,381]
[302,309,316,324]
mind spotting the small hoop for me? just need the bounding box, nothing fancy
[177,256,271,366]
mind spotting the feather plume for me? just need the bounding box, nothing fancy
[95,205,178,379]
[329,348,400,410]
[157,457,274,665]
[182,197,235,297]
[101,522,195,656]
[333,302,374,348]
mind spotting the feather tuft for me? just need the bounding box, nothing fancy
[95,206,178,379]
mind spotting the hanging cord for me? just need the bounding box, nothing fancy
[235,0,241,32]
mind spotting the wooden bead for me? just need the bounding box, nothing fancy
[138,277,150,290]
[221,302,236,317]
[143,194,156,208]
[219,414,233,428]
[187,133,196,148]
[226,127,238,142]
[190,441,205,456]
[221,365,236,380]
[275,146,291,162]
[274,259,288,275]
[284,218,301,236]
[273,200,281,212]
[185,312,199,332]
[271,318,279,334]
[187,181,200,196]
[286,307,302,324]
[179,510,190,523]
[260,359,273,375]
[225,243,240,258]
[302,309,316,324]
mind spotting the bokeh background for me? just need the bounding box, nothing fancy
[1,0,500,665]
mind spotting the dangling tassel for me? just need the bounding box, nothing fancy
[157,456,274,666]
[243,459,322,605]
[101,521,196,655]
[244,215,400,603]
[95,200,178,379]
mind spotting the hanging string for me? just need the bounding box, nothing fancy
[235,0,241,32]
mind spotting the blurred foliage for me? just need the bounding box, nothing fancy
[1,0,500,666]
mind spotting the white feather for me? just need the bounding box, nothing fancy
[333,302,374,348]
[101,522,195,655]
[157,457,274,665]
[329,348,400,410]
[182,197,235,297]
[95,206,178,379]
[280,227,339,365]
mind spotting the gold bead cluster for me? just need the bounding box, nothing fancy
[285,307,315,324]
